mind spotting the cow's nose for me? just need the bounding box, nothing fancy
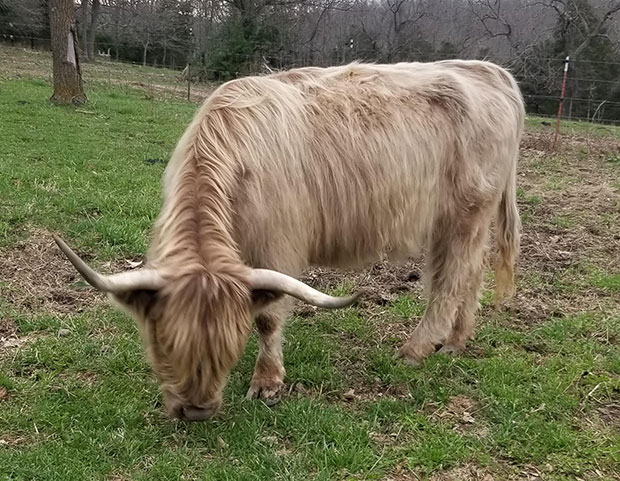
[164,392,221,421]
[180,405,213,422]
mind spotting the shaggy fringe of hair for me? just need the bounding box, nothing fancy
[141,84,268,403]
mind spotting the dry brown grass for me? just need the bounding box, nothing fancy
[0,228,105,315]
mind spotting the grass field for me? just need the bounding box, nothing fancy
[1,46,619,480]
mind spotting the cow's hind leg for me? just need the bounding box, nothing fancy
[439,220,490,355]
[246,299,291,406]
[399,211,489,365]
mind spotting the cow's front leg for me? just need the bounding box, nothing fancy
[246,310,286,406]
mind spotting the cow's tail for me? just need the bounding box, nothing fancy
[494,158,521,306]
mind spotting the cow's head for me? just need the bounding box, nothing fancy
[53,235,361,421]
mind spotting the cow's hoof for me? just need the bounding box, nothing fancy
[246,379,285,406]
[396,347,423,367]
[437,344,464,356]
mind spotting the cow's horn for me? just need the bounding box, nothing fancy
[249,268,364,308]
[53,235,164,292]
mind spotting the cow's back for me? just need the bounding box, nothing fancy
[194,61,524,272]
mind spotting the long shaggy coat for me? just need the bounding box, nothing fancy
[57,60,524,420]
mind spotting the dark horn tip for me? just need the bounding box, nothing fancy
[52,233,65,247]
[51,234,73,259]
[349,288,368,304]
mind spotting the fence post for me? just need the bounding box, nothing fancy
[552,56,570,150]
[187,63,191,102]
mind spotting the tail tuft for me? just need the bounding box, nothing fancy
[494,161,521,306]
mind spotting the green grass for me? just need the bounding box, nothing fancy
[516,187,541,206]
[525,114,620,140]
[0,78,195,254]
[551,214,576,229]
[1,65,620,480]
[590,271,620,293]
[388,293,426,320]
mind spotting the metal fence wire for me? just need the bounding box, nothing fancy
[2,37,620,128]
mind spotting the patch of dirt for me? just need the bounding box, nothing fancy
[0,229,106,315]
[281,374,411,409]
[520,131,554,152]
[427,395,489,438]
[1,317,25,355]
[369,430,404,448]
[340,380,411,403]
[0,331,46,360]
[0,386,11,401]
[385,462,530,481]
[428,464,497,481]
[521,130,620,156]
[299,258,423,312]
[434,394,476,418]
[0,317,17,340]
[0,435,30,447]
[513,132,620,323]
[559,134,620,157]
[597,403,620,430]
[383,461,420,481]
[426,462,557,481]
[75,371,98,386]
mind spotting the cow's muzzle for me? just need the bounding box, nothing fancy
[164,392,221,422]
[168,402,220,422]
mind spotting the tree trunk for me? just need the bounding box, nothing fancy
[113,3,120,61]
[142,33,149,67]
[49,0,87,105]
[86,0,100,60]
[80,0,88,59]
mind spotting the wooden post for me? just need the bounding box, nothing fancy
[552,56,570,150]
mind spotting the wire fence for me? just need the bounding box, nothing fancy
[2,35,620,130]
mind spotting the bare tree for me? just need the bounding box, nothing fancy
[0,0,49,48]
[49,0,87,105]
[42,0,619,105]
[78,0,101,61]
[528,0,620,56]
[80,0,88,55]
[128,0,161,66]
[86,0,101,59]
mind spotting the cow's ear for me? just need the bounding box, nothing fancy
[110,289,162,321]
[250,289,284,311]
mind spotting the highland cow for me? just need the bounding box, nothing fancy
[55,60,524,421]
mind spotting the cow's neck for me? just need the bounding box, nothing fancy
[149,145,243,277]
